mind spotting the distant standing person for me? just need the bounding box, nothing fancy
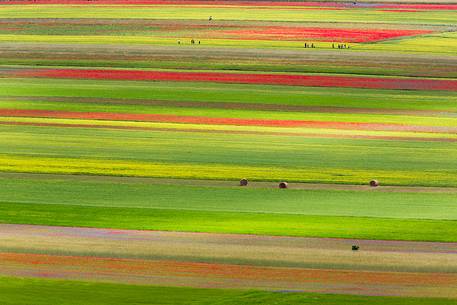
[209,16,213,21]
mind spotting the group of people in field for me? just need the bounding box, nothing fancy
[334,43,350,49]
[177,39,201,45]
[305,42,351,49]
[304,43,315,48]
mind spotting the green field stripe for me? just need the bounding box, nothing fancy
[2,100,457,128]
[2,78,457,112]
[1,202,456,242]
[1,276,455,305]
[1,173,457,220]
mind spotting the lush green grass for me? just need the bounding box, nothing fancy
[1,200,456,241]
[2,78,457,112]
[2,277,456,305]
[1,173,456,242]
[2,173,457,220]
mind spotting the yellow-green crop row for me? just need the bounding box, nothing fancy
[359,32,457,54]
[0,5,456,25]
[0,154,456,186]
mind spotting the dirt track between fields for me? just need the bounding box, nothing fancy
[0,224,456,298]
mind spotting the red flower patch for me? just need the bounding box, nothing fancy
[12,68,457,92]
[217,27,431,43]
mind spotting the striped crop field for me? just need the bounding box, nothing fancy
[0,0,456,304]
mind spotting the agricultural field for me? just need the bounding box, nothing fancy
[0,0,456,304]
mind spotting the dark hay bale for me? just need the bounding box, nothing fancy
[352,245,359,251]
[369,180,379,187]
[239,178,248,186]
[279,182,288,189]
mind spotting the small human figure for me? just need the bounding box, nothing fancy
[311,43,315,48]
[178,40,181,45]
[198,40,201,45]
[332,43,335,49]
[209,16,213,21]
[191,39,195,45]
[304,42,307,48]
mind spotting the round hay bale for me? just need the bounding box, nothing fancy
[370,180,379,187]
[279,182,288,189]
[239,178,248,186]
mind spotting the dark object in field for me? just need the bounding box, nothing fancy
[352,245,359,251]
[370,180,379,187]
[209,16,213,21]
[239,178,248,186]
[279,182,288,189]
[191,39,195,45]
